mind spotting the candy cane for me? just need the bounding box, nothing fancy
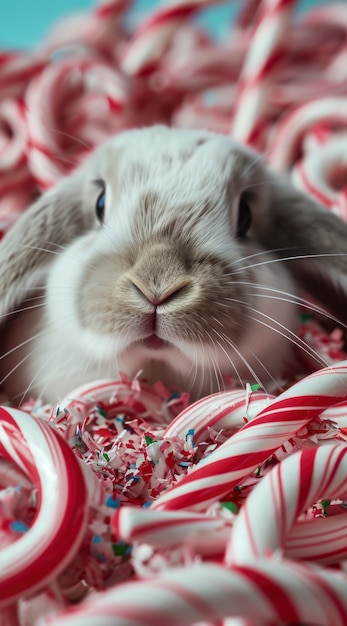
[291,134,347,218]
[0,52,47,101]
[40,0,131,55]
[58,377,177,427]
[39,559,347,626]
[25,58,129,189]
[164,388,274,443]
[114,506,232,555]
[121,0,220,76]
[153,362,347,511]
[0,99,32,200]
[0,406,89,607]
[268,97,347,172]
[227,444,347,566]
[116,476,347,566]
[230,0,297,147]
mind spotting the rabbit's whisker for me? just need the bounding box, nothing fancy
[232,246,308,266]
[229,252,347,275]
[224,296,328,370]
[49,127,92,151]
[0,348,36,387]
[229,281,347,329]
[0,302,46,320]
[212,327,263,388]
[16,350,58,407]
[0,326,55,363]
[247,348,283,390]
[210,317,242,391]
[1,242,99,270]
[242,152,270,177]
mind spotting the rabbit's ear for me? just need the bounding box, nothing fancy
[0,172,95,318]
[252,174,347,323]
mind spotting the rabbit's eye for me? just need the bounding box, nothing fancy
[237,195,252,237]
[96,189,105,222]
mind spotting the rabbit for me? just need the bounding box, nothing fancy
[1,124,347,405]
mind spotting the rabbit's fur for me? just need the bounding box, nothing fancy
[1,125,347,404]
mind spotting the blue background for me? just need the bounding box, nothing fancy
[0,0,337,50]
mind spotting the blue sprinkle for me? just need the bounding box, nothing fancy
[142,501,152,508]
[106,495,120,509]
[179,461,190,468]
[168,392,181,401]
[92,535,102,544]
[185,428,195,445]
[10,521,29,533]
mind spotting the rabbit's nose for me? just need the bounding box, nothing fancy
[130,277,192,307]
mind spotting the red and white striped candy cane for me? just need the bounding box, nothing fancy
[268,97,347,172]
[116,501,347,564]
[0,406,89,607]
[286,513,347,565]
[0,99,32,200]
[117,503,347,566]
[59,377,174,427]
[121,0,220,76]
[25,58,129,189]
[164,388,274,443]
[152,361,347,512]
[40,0,131,59]
[39,559,347,626]
[321,399,347,427]
[291,134,347,218]
[0,52,47,101]
[114,506,232,555]
[230,0,297,148]
[227,444,347,566]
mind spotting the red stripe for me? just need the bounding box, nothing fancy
[94,0,129,18]
[243,503,259,557]
[274,463,286,546]
[0,62,46,89]
[235,564,300,622]
[125,515,211,540]
[295,449,317,518]
[137,5,201,33]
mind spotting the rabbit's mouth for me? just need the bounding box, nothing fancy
[142,334,168,350]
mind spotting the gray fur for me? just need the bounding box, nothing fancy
[1,125,347,404]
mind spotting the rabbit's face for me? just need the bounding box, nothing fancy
[44,127,296,397]
[2,125,345,404]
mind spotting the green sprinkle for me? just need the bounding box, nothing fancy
[112,542,129,556]
[300,312,312,322]
[250,383,261,392]
[145,435,157,446]
[321,499,331,515]
[73,440,86,453]
[97,405,107,418]
[103,452,110,462]
[221,501,239,514]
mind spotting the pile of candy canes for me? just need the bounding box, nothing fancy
[1,0,347,624]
